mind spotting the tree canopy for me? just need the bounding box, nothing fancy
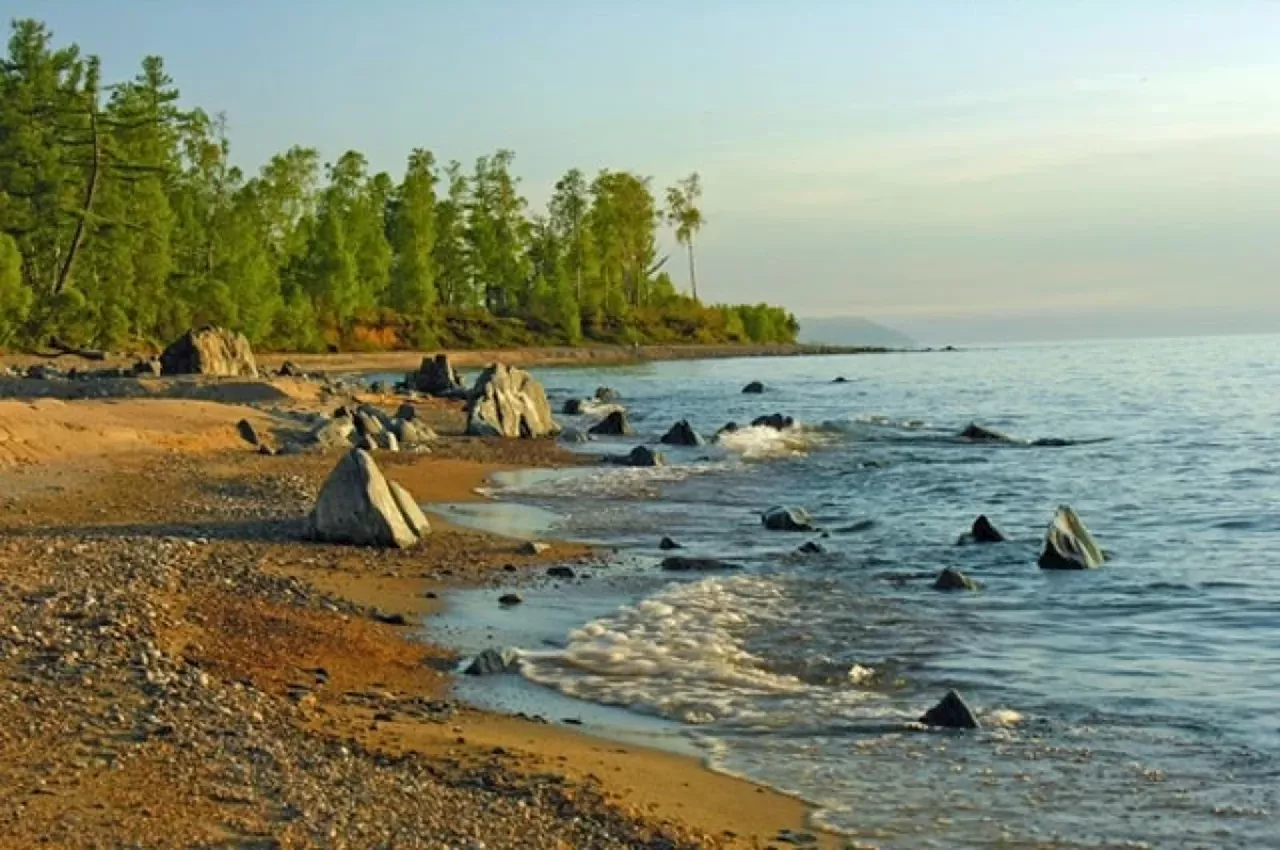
[0,20,798,352]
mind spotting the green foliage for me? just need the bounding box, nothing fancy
[0,19,798,353]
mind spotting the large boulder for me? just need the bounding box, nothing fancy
[309,449,427,548]
[407,354,464,396]
[919,690,980,729]
[1038,505,1104,570]
[762,506,814,532]
[465,364,558,438]
[160,326,259,378]
[660,420,704,446]
[588,410,633,436]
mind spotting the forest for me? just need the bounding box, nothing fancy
[0,20,799,353]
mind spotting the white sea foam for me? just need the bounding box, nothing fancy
[714,424,820,459]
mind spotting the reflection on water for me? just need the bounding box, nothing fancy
[430,500,564,541]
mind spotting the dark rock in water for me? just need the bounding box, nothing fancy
[562,398,585,415]
[160,326,259,377]
[742,381,765,394]
[1031,437,1072,447]
[407,353,464,396]
[920,690,979,729]
[968,514,1007,544]
[715,422,740,439]
[832,376,849,383]
[658,536,683,550]
[661,556,741,571]
[959,422,1014,443]
[934,568,978,591]
[660,419,704,446]
[546,566,576,579]
[498,593,523,606]
[588,409,633,436]
[797,541,826,554]
[594,386,621,403]
[762,506,814,532]
[835,519,876,533]
[465,648,519,676]
[613,446,665,467]
[559,426,589,444]
[752,413,795,430]
[371,609,408,626]
[278,360,303,378]
[236,419,260,446]
[1038,505,1104,570]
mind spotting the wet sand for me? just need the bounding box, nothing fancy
[0,380,839,848]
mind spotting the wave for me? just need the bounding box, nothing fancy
[713,423,827,459]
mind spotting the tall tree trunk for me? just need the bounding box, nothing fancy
[54,97,101,296]
[687,238,698,303]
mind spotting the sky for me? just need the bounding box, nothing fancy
[10,1,1280,342]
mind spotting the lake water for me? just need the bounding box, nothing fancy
[438,336,1280,849]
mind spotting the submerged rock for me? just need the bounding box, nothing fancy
[661,556,741,572]
[832,376,849,383]
[1038,505,1105,570]
[562,398,585,415]
[309,449,426,548]
[934,567,978,591]
[762,506,814,532]
[160,326,259,378]
[466,363,558,438]
[752,413,795,430]
[957,514,1007,545]
[659,419,704,446]
[594,386,621,403]
[615,446,665,467]
[588,409,633,436]
[742,381,765,394]
[959,422,1014,443]
[920,690,980,729]
[658,536,683,550]
[498,593,523,606]
[715,422,740,439]
[797,541,827,555]
[464,648,520,676]
[546,565,576,579]
[559,426,590,444]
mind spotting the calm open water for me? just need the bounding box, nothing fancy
[440,336,1280,849]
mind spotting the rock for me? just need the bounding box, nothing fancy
[309,418,357,450]
[752,413,795,430]
[934,568,978,591]
[832,376,849,383]
[466,363,558,438]
[132,358,162,377]
[407,354,464,396]
[797,541,826,554]
[379,431,400,452]
[25,363,60,380]
[919,690,980,729]
[498,593,523,606]
[658,536,683,550]
[559,426,590,444]
[521,541,550,555]
[762,506,814,532]
[959,422,1014,443]
[368,380,386,394]
[464,648,519,676]
[1038,505,1104,570]
[371,610,408,626]
[257,444,277,456]
[396,402,416,421]
[613,446,665,467]
[333,405,353,419]
[355,404,393,435]
[159,326,259,377]
[391,417,435,448]
[594,386,621,403]
[309,449,424,548]
[659,420,704,446]
[546,566,576,579]
[236,419,260,446]
[562,398,585,415]
[588,410,633,436]
[661,556,741,571]
[742,381,765,394]
[969,515,1006,543]
[278,360,303,377]
[359,434,378,452]
[387,481,430,538]
[715,422,739,439]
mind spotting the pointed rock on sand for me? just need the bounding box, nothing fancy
[309,449,429,548]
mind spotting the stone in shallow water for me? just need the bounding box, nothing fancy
[588,410,633,436]
[969,514,1006,543]
[742,380,765,394]
[660,556,741,572]
[659,419,704,446]
[658,536,683,550]
[934,567,978,591]
[762,506,814,532]
[464,648,519,675]
[1038,504,1104,570]
[920,689,980,729]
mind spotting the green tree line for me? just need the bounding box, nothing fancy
[0,20,799,353]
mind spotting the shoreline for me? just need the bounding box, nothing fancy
[0,381,840,848]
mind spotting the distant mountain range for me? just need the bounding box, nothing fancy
[799,316,916,349]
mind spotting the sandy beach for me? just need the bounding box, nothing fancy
[0,366,838,849]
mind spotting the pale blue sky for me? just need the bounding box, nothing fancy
[11,1,1280,340]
